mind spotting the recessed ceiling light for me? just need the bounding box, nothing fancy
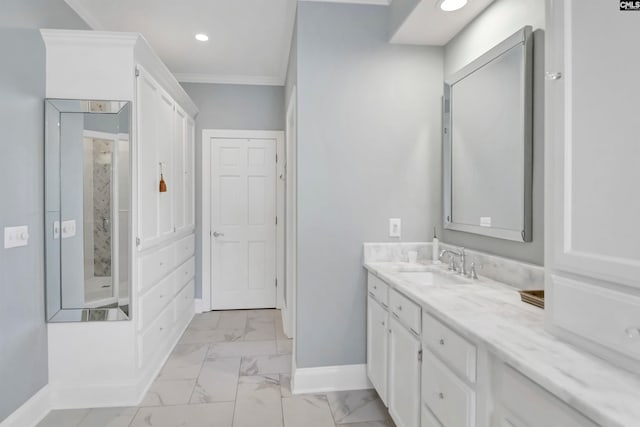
[195,33,209,42]
[439,0,468,12]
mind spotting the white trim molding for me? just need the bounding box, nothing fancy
[194,298,206,314]
[175,73,284,87]
[292,364,373,395]
[63,0,106,30]
[0,386,51,427]
[300,0,391,5]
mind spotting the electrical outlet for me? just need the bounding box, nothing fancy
[389,218,401,238]
[61,220,76,238]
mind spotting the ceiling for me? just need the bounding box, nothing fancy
[64,0,297,85]
[391,0,496,45]
[64,0,493,86]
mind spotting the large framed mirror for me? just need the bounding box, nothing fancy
[443,26,533,242]
[45,99,131,322]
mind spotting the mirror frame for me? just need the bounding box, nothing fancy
[45,99,132,322]
[443,26,533,243]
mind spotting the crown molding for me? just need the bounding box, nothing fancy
[64,0,105,30]
[40,29,139,46]
[175,73,284,87]
[299,0,391,5]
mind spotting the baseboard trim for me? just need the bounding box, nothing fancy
[194,298,207,313]
[292,363,372,395]
[0,385,51,427]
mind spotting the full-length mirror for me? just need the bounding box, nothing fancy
[443,26,533,242]
[45,99,131,322]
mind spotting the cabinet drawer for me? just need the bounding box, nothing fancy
[139,245,175,293]
[368,273,389,307]
[138,274,173,331]
[551,275,640,360]
[390,289,421,335]
[176,279,195,317]
[174,257,195,295]
[422,349,475,427]
[423,312,476,383]
[174,234,195,265]
[422,404,443,427]
[139,303,174,367]
[500,365,597,427]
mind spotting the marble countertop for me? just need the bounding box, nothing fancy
[364,261,640,427]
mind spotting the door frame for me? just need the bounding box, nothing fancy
[283,87,297,340]
[201,129,285,312]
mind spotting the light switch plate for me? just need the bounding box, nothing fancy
[4,225,29,249]
[61,220,76,238]
[389,218,401,238]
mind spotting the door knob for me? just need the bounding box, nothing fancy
[213,231,224,238]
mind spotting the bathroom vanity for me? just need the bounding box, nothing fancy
[364,243,640,427]
[42,30,197,408]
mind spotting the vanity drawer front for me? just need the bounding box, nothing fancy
[174,234,195,265]
[138,274,173,331]
[551,275,640,360]
[176,279,195,317]
[422,349,475,427]
[139,245,175,293]
[422,404,443,427]
[423,312,477,383]
[390,289,421,335]
[368,273,389,307]
[500,365,597,427]
[174,257,196,295]
[139,303,174,367]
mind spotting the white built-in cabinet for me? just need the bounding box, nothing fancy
[42,29,198,409]
[544,0,640,374]
[137,67,196,250]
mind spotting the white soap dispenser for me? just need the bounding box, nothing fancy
[432,227,440,263]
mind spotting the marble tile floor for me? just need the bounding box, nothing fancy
[37,309,394,427]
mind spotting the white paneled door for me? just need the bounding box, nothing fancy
[211,137,277,309]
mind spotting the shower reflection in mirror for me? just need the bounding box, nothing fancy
[45,99,131,322]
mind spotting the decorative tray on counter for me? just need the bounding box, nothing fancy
[519,290,544,309]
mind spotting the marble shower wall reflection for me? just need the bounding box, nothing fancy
[92,138,113,277]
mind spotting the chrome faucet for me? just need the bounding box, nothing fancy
[439,247,467,276]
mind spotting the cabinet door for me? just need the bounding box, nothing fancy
[173,106,186,231]
[184,117,195,228]
[156,90,174,238]
[367,295,388,406]
[546,0,640,288]
[137,69,160,246]
[388,316,421,427]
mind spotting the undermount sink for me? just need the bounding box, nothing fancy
[398,270,471,286]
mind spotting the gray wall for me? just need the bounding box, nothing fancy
[0,1,88,421]
[180,83,285,298]
[295,2,443,368]
[442,0,545,266]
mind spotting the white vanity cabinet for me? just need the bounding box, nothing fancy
[367,293,388,405]
[545,0,640,373]
[421,312,476,427]
[495,365,597,427]
[388,289,422,427]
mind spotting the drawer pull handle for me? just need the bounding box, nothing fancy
[439,338,445,346]
[392,312,400,319]
[410,328,420,336]
[438,392,445,400]
[381,302,389,309]
[625,327,640,339]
